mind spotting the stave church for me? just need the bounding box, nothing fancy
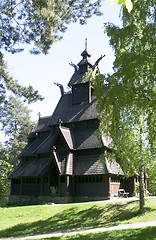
[9,44,136,204]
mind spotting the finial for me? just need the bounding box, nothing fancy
[69,62,78,72]
[54,82,64,96]
[59,119,63,126]
[38,112,41,119]
[31,124,35,132]
[85,38,87,50]
[94,54,105,67]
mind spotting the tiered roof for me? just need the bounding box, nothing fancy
[9,45,124,180]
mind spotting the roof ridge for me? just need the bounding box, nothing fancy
[39,115,51,119]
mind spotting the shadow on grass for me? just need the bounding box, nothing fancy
[0,201,154,238]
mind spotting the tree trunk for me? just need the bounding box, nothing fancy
[139,165,146,213]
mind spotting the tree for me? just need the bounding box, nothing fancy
[1,95,34,166]
[0,53,44,103]
[110,0,133,12]
[0,96,34,204]
[92,0,155,213]
[1,0,134,107]
[1,0,102,55]
[146,163,156,196]
[0,0,103,111]
[0,143,13,204]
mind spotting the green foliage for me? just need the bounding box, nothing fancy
[0,96,34,166]
[0,96,34,203]
[0,0,102,106]
[1,0,102,55]
[103,0,156,150]
[147,164,156,196]
[110,0,133,13]
[92,0,156,212]
[0,199,155,237]
[0,144,13,205]
[0,0,133,106]
[0,52,44,105]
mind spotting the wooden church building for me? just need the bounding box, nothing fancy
[9,46,135,204]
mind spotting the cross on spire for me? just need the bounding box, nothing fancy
[85,38,87,50]
[38,112,41,119]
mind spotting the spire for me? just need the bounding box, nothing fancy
[68,39,94,86]
[38,112,41,119]
[85,38,87,50]
[80,38,91,60]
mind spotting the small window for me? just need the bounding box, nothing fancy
[60,176,65,183]
[74,177,77,183]
[78,176,82,183]
[96,176,100,183]
[43,176,48,183]
[36,177,41,184]
[81,176,85,183]
[12,178,21,184]
[32,178,36,184]
[85,176,88,183]
[93,176,96,183]
[89,176,92,183]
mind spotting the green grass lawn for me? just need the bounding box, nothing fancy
[0,198,156,238]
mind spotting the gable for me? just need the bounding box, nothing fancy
[59,126,74,150]
[105,159,124,175]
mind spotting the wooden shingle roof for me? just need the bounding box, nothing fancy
[35,116,51,132]
[9,158,51,178]
[73,122,100,150]
[74,154,105,175]
[73,156,124,176]
[19,138,46,157]
[68,48,94,87]
[68,69,90,87]
[48,94,98,125]
[35,134,56,154]
[19,119,101,157]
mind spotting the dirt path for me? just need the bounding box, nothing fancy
[1,220,156,240]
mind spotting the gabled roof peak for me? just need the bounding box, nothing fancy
[68,41,105,87]
[81,49,91,59]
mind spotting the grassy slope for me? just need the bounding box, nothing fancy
[0,198,156,238]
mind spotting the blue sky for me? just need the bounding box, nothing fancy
[1,2,122,141]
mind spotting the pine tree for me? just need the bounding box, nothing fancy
[1,96,34,166]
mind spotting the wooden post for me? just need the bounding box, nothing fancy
[139,165,145,213]
[134,177,136,196]
[58,175,61,196]
[48,174,50,195]
[40,176,43,196]
[20,178,23,195]
[108,175,111,198]
[139,126,146,213]
[66,175,69,196]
